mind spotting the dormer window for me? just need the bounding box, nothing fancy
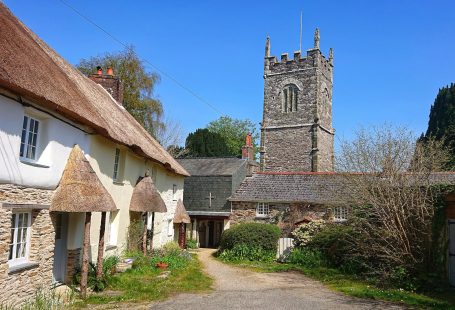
[282,84,298,113]
[20,115,40,160]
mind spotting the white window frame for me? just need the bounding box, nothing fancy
[8,211,32,267]
[20,115,40,161]
[113,148,121,182]
[172,184,177,201]
[256,202,270,218]
[333,206,349,222]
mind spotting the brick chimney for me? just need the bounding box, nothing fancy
[241,133,254,161]
[88,66,124,105]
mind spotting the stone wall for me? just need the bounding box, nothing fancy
[0,206,55,307]
[230,201,328,236]
[0,183,54,204]
[66,248,81,283]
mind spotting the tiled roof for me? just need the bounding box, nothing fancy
[229,172,455,204]
[177,157,248,176]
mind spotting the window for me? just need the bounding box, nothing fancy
[333,206,349,222]
[113,148,120,181]
[256,203,270,217]
[167,219,173,236]
[20,115,40,160]
[172,184,177,201]
[282,84,298,113]
[9,212,31,266]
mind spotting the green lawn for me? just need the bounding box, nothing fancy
[73,254,213,308]
[219,259,455,310]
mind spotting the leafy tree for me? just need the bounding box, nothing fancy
[423,83,455,168]
[77,46,164,137]
[185,128,230,157]
[207,116,259,157]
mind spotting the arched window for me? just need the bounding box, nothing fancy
[282,84,298,113]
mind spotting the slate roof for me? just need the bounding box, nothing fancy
[229,172,455,204]
[0,3,188,176]
[177,158,248,176]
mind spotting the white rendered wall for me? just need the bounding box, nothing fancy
[0,95,89,189]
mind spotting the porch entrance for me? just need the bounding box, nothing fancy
[198,220,224,248]
[449,219,455,287]
[53,213,68,284]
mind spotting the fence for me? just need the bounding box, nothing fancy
[277,237,294,261]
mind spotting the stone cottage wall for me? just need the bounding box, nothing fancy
[230,201,329,236]
[0,206,55,307]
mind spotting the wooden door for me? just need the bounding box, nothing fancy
[449,220,455,287]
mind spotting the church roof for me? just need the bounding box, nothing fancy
[229,171,455,204]
[177,157,249,176]
[0,3,188,177]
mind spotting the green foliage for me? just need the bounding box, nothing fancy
[207,116,259,157]
[218,223,280,261]
[73,255,120,292]
[218,244,276,262]
[287,248,326,268]
[291,219,326,248]
[0,288,74,310]
[149,241,192,270]
[126,220,144,253]
[77,46,164,137]
[423,83,455,168]
[186,239,198,249]
[185,128,230,157]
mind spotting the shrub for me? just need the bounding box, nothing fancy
[218,223,280,261]
[150,241,192,270]
[291,220,326,248]
[73,255,120,292]
[186,239,198,250]
[127,220,144,252]
[287,248,326,268]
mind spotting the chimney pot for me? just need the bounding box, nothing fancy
[96,66,103,75]
[107,67,114,76]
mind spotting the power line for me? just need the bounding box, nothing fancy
[57,0,224,116]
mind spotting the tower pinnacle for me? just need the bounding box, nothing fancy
[314,28,320,49]
[265,36,270,58]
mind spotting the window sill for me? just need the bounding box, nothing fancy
[106,245,117,251]
[8,262,39,274]
[255,215,270,220]
[20,159,50,168]
[113,181,124,186]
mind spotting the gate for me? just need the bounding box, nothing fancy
[277,238,294,261]
[450,220,455,287]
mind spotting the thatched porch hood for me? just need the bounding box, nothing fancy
[50,145,116,213]
[129,176,167,213]
[173,199,190,224]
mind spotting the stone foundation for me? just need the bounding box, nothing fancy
[66,248,81,284]
[0,206,55,307]
[230,202,329,236]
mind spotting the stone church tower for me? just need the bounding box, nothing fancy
[259,29,335,172]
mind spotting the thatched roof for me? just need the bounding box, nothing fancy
[51,145,117,213]
[129,176,167,213]
[0,3,188,177]
[173,199,191,224]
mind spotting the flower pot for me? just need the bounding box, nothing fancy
[156,262,168,269]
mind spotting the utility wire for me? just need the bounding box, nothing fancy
[57,0,224,116]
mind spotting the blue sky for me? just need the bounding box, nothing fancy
[4,0,455,148]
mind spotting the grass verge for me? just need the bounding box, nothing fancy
[218,259,455,310]
[73,254,212,308]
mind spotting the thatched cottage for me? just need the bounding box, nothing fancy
[0,3,189,306]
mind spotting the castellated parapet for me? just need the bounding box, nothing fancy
[260,29,335,172]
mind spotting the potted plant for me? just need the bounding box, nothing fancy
[156,261,168,269]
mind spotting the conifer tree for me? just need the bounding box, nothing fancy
[185,128,230,157]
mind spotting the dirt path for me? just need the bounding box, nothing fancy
[150,248,402,310]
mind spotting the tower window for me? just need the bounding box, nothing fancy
[282,84,298,113]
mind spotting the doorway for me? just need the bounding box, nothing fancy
[53,213,68,284]
[449,220,455,287]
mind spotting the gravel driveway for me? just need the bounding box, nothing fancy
[150,248,402,310]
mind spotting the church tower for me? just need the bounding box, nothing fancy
[259,29,335,172]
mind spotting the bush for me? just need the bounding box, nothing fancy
[218,223,280,261]
[73,255,120,292]
[291,220,326,248]
[150,241,192,270]
[186,239,198,250]
[287,248,326,268]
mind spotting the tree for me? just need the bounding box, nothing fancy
[336,124,452,282]
[423,83,455,168]
[207,116,259,157]
[185,128,230,157]
[77,46,164,137]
